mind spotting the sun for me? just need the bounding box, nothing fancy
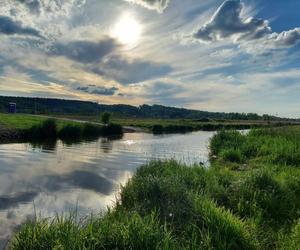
[112,13,142,45]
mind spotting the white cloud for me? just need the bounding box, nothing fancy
[193,0,270,43]
[192,0,300,52]
[124,0,170,13]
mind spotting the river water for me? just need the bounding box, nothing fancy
[0,131,214,248]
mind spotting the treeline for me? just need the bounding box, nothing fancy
[0,96,295,121]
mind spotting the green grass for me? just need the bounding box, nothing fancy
[11,127,300,249]
[0,113,87,131]
[210,127,300,166]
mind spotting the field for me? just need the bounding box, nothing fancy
[10,126,300,249]
[0,113,86,130]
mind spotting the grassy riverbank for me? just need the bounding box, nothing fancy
[0,114,123,142]
[47,114,300,133]
[11,126,300,249]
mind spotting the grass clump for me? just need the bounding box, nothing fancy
[12,211,177,250]
[279,220,300,250]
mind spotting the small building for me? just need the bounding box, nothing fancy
[8,102,17,113]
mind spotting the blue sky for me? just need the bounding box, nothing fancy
[0,0,299,117]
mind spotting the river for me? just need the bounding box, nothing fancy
[0,131,214,248]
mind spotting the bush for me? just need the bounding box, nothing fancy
[82,123,103,137]
[58,124,82,140]
[152,125,164,134]
[102,123,123,135]
[26,119,57,139]
[101,112,111,125]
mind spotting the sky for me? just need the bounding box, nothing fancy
[0,0,300,117]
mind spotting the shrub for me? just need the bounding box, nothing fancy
[152,125,164,134]
[58,124,82,140]
[82,123,103,137]
[101,112,111,125]
[26,119,57,139]
[102,123,123,135]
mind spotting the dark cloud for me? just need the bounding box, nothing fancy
[0,15,42,38]
[93,56,172,85]
[125,0,170,13]
[0,191,38,210]
[35,170,114,195]
[193,0,270,42]
[76,85,118,96]
[43,37,172,85]
[49,39,117,63]
[15,0,41,15]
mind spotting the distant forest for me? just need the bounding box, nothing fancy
[0,96,294,121]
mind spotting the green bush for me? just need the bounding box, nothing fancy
[26,119,57,139]
[102,123,123,135]
[58,124,82,140]
[152,124,164,134]
[82,123,103,137]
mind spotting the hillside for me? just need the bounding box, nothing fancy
[0,96,295,121]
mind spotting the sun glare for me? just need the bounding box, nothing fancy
[112,13,142,45]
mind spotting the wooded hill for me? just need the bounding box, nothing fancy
[0,96,295,121]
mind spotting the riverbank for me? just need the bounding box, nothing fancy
[49,115,300,134]
[10,126,300,249]
[0,114,123,143]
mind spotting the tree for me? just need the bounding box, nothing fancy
[101,112,111,125]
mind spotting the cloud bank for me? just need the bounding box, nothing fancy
[49,39,117,64]
[93,55,173,85]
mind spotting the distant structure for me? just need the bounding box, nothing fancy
[8,102,17,113]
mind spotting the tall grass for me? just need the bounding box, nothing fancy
[210,127,300,166]
[12,211,177,250]
[23,119,123,142]
[11,127,300,249]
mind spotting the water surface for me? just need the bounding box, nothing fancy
[0,131,214,248]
